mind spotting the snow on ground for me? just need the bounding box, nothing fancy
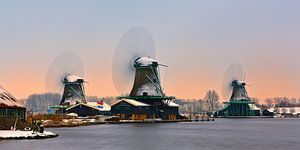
[0,130,57,139]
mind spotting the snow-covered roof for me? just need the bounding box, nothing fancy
[0,85,24,108]
[236,80,245,85]
[248,104,260,110]
[66,102,111,111]
[64,74,83,82]
[167,101,180,107]
[135,57,158,66]
[113,99,150,107]
[267,108,275,112]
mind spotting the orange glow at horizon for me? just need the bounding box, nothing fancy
[2,62,300,104]
[1,1,300,103]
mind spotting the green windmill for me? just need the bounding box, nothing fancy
[218,63,260,117]
[46,51,86,113]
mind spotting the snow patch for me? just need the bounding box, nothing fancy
[136,83,161,96]
[236,80,245,85]
[135,57,158,66]
[0,130,57,139]
[115,99,150,107]
[64,74,83,82]
[67,102,111,111]
[167,101,180,107]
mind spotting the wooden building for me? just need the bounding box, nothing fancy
[66,101,111,117]
[111,99,179,120]
[0,85,26,120]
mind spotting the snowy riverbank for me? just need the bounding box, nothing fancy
[0,130,58,139]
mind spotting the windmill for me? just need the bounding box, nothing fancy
[112,27,174,101]
[46,51,86,113]
[111,27,178,120]
[218,63,260,117]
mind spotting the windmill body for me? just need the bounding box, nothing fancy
[47,52,110,116]
[114,56,178,120]
[129,57,163,97]
[229,80,249,101]
[60,74,86,106]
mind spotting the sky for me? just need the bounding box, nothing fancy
[0,0,300,101]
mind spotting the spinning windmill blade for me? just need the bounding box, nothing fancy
[221,63,244,101]
[45,51,84,94]
[112,27,156,95]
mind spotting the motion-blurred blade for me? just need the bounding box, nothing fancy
[45,51,84,94]
[112,27,156,94]
[221,63,244,100]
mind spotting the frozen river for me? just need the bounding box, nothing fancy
[1,118,300,150]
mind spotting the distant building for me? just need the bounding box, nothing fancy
[273,107,300,117]
[111,99,179,120]
[66,101,111,117]
[262,108,274,116]
[0,85,26,120]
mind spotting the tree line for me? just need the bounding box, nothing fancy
[23,91,300,113]
[177,91,300,114]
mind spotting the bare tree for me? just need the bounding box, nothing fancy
[204,90,220,112]
[270,97,294,107]
[264,98,273,108]
[250,97,260,106]
[274,97,281,107]
[197,99,205,112]
[290,98,297,107]
[281,97,290,107]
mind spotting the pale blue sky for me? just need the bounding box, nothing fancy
[0,0,300,100]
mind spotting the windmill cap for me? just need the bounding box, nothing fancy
[232,80,246,86]
[135,57,158,66]
[64,74,84,83]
